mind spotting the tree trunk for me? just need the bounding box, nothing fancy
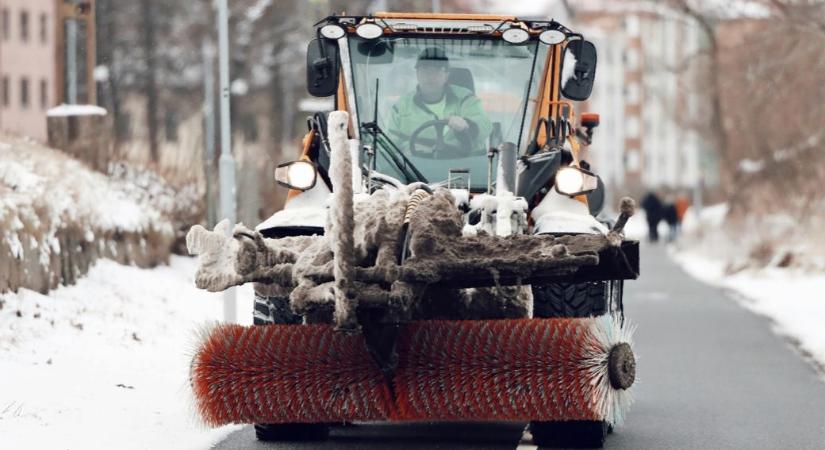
[140,0,159,163]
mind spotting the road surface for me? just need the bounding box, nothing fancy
[213,244,825,449]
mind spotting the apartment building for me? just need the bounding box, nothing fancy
[0,0,95,142]
[563,1,711,195]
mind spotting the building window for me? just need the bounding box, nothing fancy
[624,15,640,37]
[624,49,639,71]
[40,79,48,109]
[624,83,640,104]
[1,9,9,40]
[1,76,9,107]
[626,116,640,138]
[625,150,640,172]
[20,10,29,42]
[20,77,29,108]
[39,13,47,43]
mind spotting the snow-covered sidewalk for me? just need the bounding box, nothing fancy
[672,249,825,373]
[0,256,253,449]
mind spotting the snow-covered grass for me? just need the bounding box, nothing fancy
[0,256,253,450]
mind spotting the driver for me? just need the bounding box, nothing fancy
[387,47,492,155]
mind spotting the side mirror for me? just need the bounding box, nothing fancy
[306,38,339,97]
[587,174,606,216]
[561,40,597,101]
[275,160,318,191]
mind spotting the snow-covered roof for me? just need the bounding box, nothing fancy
[46,104,108,117]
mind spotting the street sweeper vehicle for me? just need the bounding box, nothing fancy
[186,12,639,448]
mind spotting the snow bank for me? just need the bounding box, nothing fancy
[674,202,825,273]
[672,249,825,372]
[672,201,825,371]
[0,134,201,294]
[0,256,253,449]
[107,162,204,254]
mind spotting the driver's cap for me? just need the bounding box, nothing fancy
[416,47,449,69]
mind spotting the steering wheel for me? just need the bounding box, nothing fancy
[408,119,472,159]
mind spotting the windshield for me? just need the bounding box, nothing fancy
[349,36,547,190]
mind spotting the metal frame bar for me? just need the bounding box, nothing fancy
[337,37,360,139]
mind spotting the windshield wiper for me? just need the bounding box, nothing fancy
[361,121,429,184]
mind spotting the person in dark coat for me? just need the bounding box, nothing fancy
[641,191,663,242]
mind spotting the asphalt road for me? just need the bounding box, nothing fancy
[212,243,825,449]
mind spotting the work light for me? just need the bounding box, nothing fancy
[320,24,345,40]
[356,23,383,40]
[275,161,318,191]
[554,166,598,197]
[502,27,529,44]
[539,29,566,45]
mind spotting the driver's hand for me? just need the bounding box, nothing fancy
[447,116,469,132]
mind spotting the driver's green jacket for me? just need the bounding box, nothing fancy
[387,84,492,154]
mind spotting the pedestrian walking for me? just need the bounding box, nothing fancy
[641,191,663,242]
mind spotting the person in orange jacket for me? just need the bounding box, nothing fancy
[675,194,690,223]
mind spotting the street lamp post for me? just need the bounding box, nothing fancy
[217,0,236,323]
[202,40,217,229]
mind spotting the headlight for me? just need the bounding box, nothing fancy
[554,166,599,196]
[274,160,317,191]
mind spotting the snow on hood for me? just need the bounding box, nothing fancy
[256,181,331,232]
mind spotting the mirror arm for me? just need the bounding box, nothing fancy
[316,27,328,58]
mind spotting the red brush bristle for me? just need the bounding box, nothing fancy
[191,319,616,426]
[394,319,602,422]
[190,323,393,426]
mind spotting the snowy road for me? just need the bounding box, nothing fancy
[212,243,825,449]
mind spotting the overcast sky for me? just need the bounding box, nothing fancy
[488,0,556,16]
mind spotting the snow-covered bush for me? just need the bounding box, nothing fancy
[0,135,202,294]
[676,203,825,273]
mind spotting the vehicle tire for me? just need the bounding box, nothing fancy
[530,281,617,447]
[530,420,608,449]
[254,423,329,442]
[253,285,301,326]
[532,281,609,318]
[252,285,330,442]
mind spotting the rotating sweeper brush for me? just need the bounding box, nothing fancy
[190,316,635,426]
